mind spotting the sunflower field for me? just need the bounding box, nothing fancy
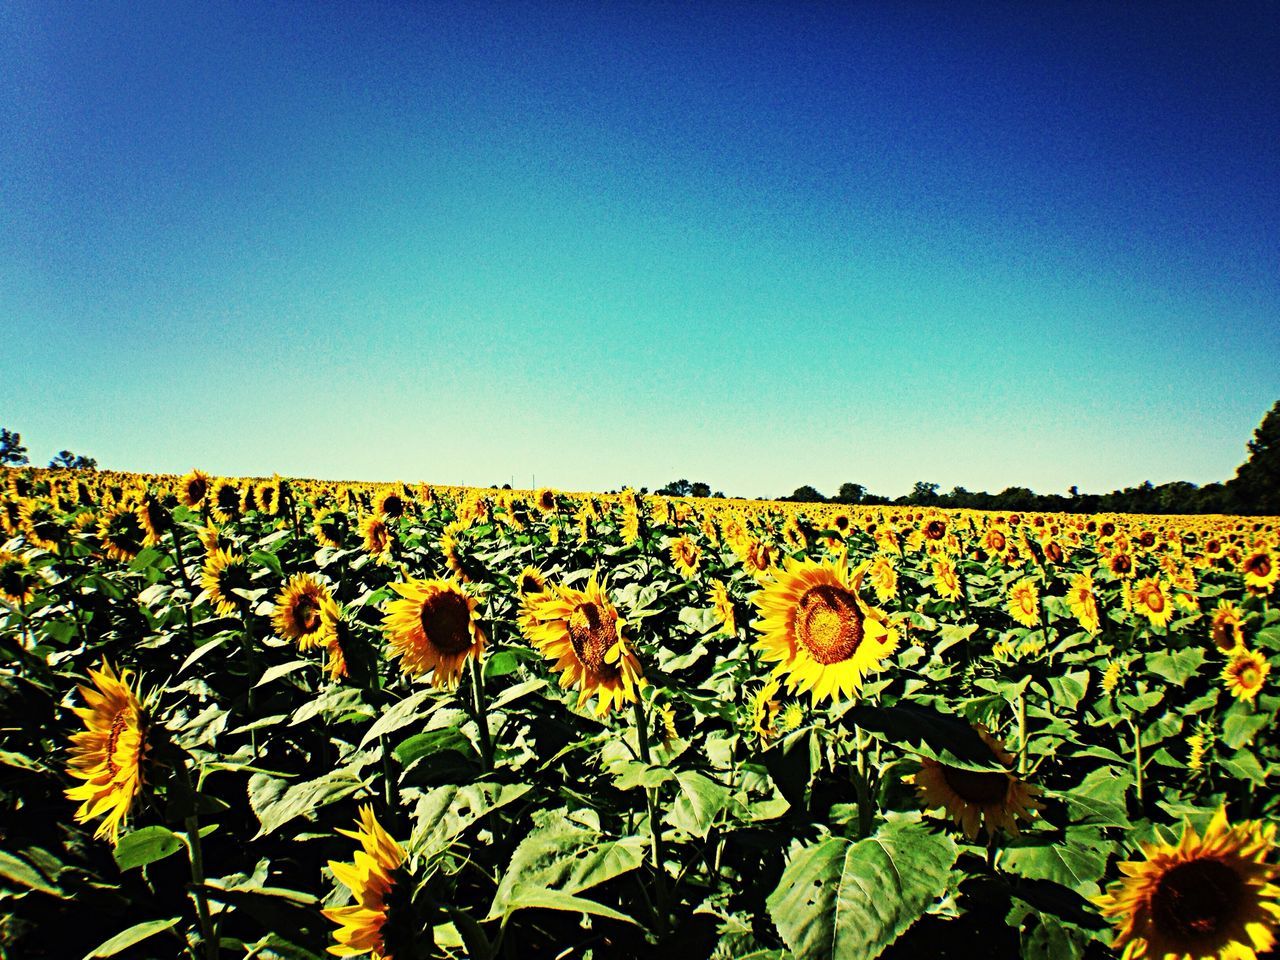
[1,468,1278,960]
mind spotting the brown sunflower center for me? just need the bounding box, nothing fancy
[990,532,1006,550]
[419,590,473,655]
[293,595,322,634]
[1247,555,1271,577]
[940,767,1009,805]
[105,710,129,779]
[1046,543,1064,563]
[1151,857,1243,942]
[567,602,619,675]
[925,520,945,540]
[794,584,865,665]
[1113,554,1133,573]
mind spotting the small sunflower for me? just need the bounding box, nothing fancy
[1210,600,1245,652]
[751,677,782,741]
[515,566,547,597]
[1101,660,1124,694]
[359,515,395,565]
[317,594,352,682]
[99,507,147,562]
[709,579,736,636]
[907,724,1042,839]
[314,509,348,550]
[751,553,899,705]
[1133,577,1176,629]
[382,577,485,689]
[519,573,645,717]
[210,479,241,522]
[1241,550,1279,594]
[271,574,331,649]
[930,556,962,602]
[1094,807,1280,960]
[533,488,558,514]
[201,549,251,616]
[179,469,210,508]
[1223,649,1270,703]
[1007,578,1040,629]
[323,806,406,960]
[867,555,898,604]
[136,493,172,547]
[669,535,702,578]
[375,490,406,520]
[65,663,150,845]
[19,498,61,551]
[1067,570,1101,634]
[0,550,39,604]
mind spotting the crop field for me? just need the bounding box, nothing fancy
[0,467,1277,960]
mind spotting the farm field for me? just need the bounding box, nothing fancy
[1,468,1277,960]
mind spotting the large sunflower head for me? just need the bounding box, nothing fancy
[381,577,485,689]
[323,806,407,960]
[201,548,251,617]
[1094,807,1280,960]
[65,662,150,845]
[907,724,1042,840]
[99,506,147,562]
[1223,649,1270,703]
[179,469,210,508]
[271,574,331,649]
[750,553,899,705]
[519,573,645,717]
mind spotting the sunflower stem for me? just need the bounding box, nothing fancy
[168,524,197,644]
[632,695,670,938]
[1130,719,1144,806]
[468,654,494,772]
[852,725,874,839]
[1016,690,1028,777]
[179,763,218,960]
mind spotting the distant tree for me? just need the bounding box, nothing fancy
[1068,485,1079,499]
[908,481,940,505]
[639,487,649,495]
[992,486,1037,511]
[835,482,866,504]
[658,479,693,497]
[690,481,712,498]
[712,490,725,498]
[49,450,97,470]
[1230,400,1280,515]
[0,428,28,466]
[788,485,826,503]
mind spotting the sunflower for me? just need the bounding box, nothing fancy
[210,479,241,522]
[1067,570,1101,634]
[519,573,645,717]
[669,535,702,578]
[1241,550,1279,594]
[382,577,484,689]
[317,594,352,681]
[1133,578,1175,629]
[272,574,331,649]
[18,498,61,551]
[1007,578,1040,629]
[751,676,782,741]
[907,724,1041,839]
[983,526,1008,556]
[439,521,468,580]
[65,663,150,845]
[618,495,640,545]
[1187,731,1209,773]
[136,493,172,547]
[782,517,807,551]
[515,566,547,597]
[359,515,395,565]
[1209,600,1245,652]
[1094,807,1280,960]
[256,479,281,517]
[751,553,899,705]
[1223,649,1270,703]
[867,555,898,604]
[931,556,962,602]
[313,509,348,550]
[323,806,406,960]
[1109,551,1137,580]
[709,579,736,636]
[0,550,38,604]
[201,549,251,616]
[533,488,558,515]
[99,507,147,562]
[180,469,210,508]
[735,537,776,577]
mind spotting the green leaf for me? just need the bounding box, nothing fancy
[486,817,647,922]
[496,887,639,925]
[113,826,184,872]
[409,783,532,856]
[250,549,284,578]
[1144,648,1205,685]
[393,727,474,767]
[1003,828,1112,895]
[358,688,434,748]
[255,660,312,688]
[82,918,181,959]
[843,702,1007,771]
[1222,711,1271,750]
[252,769,368,837]
[1058,767,1132,829]
[0,849,62,896]
[667,771,730,839]
[765,818,958,960]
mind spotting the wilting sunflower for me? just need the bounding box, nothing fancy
[65,663,150,845]
[201,549,251,616]
[179,469,210,508]
[515,566,547,597]
[1094,807,1280,960]
[272,574,331,649]
[709,579,736,636]
[323,806,406,960]
[1241,550,1279,594]
[669,535,702,578]
[99,506,147,562]
[0,550,38,605]
[1223,649,1270,703]
[930,556,962,602]
[519,573,645,717]
[382,577,484,689]
[1007,578,1041,629]
[359,515,395,565]
[1067,570,1101,634]
[1133,577,1175,629]
[907,724,1041,840]
[1210,600,1245,652]
[751,553,899,705]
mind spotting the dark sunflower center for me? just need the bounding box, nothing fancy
[1247,555,1271,577]
[217,563,251,596]
[293,596,322,634]
[105,710,129,779]
[925,520,945,540]
[187,478,207,502]
[520,575,541,594]
[1047,543,1063,563]
[1113,555,1132,573]
[419,591,473,655]
[940,767,1009,805]
[1139,532,1155,547]
[1207,540,1221,553]
[1101,523,1116,537]
[1151,858,1243,941]
[567,602,619,675]
[794,584,865,665]
[217,486,239,511]
[990,532,1006,550]
[381,495,404,518]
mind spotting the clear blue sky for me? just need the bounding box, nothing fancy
[3,1,1277,498]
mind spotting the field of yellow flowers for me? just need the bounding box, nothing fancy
[0,468,1277,960]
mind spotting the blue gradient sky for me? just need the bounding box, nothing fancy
[3,1,1277,497]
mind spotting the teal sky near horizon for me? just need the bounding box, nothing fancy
[2,2,1277,498]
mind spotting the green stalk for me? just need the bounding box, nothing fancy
[851,725,874,839]
[1016,690,1028,776]
[632,696,670,938]
[1130,719,1144,805]
[179,763,217,960]
[168,525,197,644]
[469,654,494,772]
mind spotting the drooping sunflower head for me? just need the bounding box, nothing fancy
[751,676,782,741]
[907,724,1042,840]
[1067,570,1101,634]
[1094,807,1280,960]
[99,507,147,562]
[65,662,150,845]
[0,550,39,604]
[312,508,347,550]
[271,573,331,649]
[751,554,899,705]
[323,806,407,960]
[256,479,281,517]
[180,469,210,508]
[19,497,62,551]
[201,548,251,617]
[669,535,702,578]
[709,579,736,637]
[381,577,485,689]
[1223,649,1270,703]
[317,594,352,682]
[519,574,645,717]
